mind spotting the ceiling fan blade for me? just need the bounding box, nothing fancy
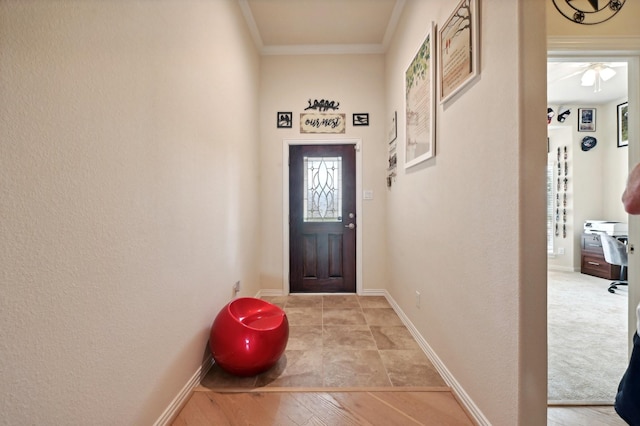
[600,67,616,81]
[556,69,584,82]
[581,69,596,86]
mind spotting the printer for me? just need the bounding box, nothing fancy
[583,220,628,236]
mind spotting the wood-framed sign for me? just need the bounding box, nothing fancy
[438,0,479,103]
[300,113,346,134]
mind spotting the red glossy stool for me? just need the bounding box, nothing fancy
[209,297,289,376]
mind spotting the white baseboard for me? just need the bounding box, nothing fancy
[153,354,214,426]
[359,288,387,296]
[382,291,490,426]
[256,289,388,297]
[256,289,284,297]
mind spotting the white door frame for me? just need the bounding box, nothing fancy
[548,35,640,347]
[282,138,363,295]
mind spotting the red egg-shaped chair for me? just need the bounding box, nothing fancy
[209,297,289,376]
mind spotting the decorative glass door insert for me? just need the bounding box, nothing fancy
[303,156,342,222]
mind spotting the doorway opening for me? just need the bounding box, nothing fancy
[546,56,630,404]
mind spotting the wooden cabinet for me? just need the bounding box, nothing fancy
[581,233,622,280]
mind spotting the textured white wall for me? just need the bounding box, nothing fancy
[384,1,547,424]
[258,54,389,292]
[0,1,260,424]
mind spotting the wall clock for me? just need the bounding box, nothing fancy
[551,0,625,25]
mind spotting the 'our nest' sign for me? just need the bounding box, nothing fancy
[300,113,345,134]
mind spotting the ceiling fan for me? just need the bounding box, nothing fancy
[550,62,625,93]
[580,63,619,91]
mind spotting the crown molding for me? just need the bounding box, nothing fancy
[382,0,406,50]
[548,35,640,56]
[238,0,264,51]
[261,44,385,56]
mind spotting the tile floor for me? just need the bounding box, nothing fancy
[199,295,446,390]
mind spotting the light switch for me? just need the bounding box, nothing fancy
[363,190,374,200]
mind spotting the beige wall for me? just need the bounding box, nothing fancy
[258,54,389,292]
[384,1,547,424]
[0,1,260,424]
[547,0,640,37]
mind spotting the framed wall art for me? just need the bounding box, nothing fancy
[578,108,596,132]
[617,102,628,147]
[277,112,292,128]
[388,111,397,144]
[438,0,479,103]
[405,22,436,169]
[353,113,369,126]
[300,113,345,134]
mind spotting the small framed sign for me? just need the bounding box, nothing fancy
[388,111,397,144]
[353,113,369,126]
[578,108,596,132]
[300,113,345,134]
[277,112,292,128]
[617,102,628,147]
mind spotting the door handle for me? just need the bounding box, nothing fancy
[345,223,355,229]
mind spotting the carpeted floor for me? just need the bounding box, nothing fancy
[548,270,628,403]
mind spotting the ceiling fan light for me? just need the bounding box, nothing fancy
[599,67,616,81]
[581,69,596,86]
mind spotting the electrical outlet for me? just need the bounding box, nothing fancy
[233,281,240,293]
[415,291,421,308]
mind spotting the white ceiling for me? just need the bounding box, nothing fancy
[547,61,628,106]
[238,1,629,105]
[239,0,404,54]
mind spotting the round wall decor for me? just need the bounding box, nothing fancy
[581,136,598,151]
[552,0,625,25]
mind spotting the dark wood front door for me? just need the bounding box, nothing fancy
[289,144,356,293]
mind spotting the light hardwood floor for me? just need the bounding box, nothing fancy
[547,405,626,425]
[174,395,628,425]
[173,389,475,425]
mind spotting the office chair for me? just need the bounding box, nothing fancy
[599,232,628,293]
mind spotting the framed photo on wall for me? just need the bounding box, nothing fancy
[388,111,397,144]
[438,0,479,103]
[617,102,628,147]
[277,112,292,128]
[578,108,596,132]
[353,113,369,126]
[405,22,436,169]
